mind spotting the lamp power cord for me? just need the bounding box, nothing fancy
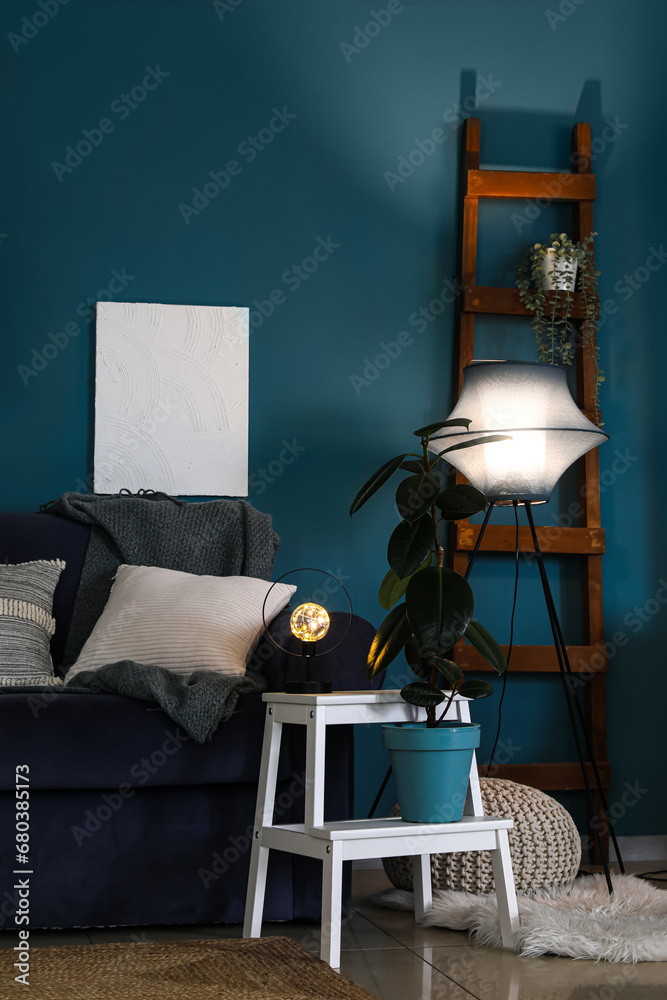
[485,500,520,777]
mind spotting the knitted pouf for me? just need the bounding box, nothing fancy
[382,778,581,894]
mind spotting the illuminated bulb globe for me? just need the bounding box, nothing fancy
[290,603,330,642]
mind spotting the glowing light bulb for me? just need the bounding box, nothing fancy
[290,603,330,642]
[483,430,547,500]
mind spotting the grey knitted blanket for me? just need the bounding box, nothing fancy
[0,668,267,744]
[45,491,279,665]
[69,662,268,743]
[40,491,279,739]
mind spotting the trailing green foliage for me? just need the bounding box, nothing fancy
[516,232,603,423]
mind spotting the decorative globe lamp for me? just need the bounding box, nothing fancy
[262,569,352,694]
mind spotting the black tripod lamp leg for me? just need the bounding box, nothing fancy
[524,504,625,875]
[524,503,615,894]
[464,501,495,582]
[367,765,393,820]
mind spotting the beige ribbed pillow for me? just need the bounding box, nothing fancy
[65,565,296,681]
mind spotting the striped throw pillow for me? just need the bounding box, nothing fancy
[0,560,66,686]
[65,564,296,681]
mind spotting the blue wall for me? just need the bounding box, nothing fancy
[1,0,665,835]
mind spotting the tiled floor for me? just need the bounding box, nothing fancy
[1,863,666,999]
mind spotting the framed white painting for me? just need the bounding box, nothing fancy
[94,301,249,496]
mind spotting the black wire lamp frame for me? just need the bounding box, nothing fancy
[261,567,353,694]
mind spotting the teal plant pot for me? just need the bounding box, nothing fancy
[382,721,481,823]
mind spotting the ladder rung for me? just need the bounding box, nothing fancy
[464,286,593,318]
[456,643,607,674]
[467,169,596,201]
[457,524,605,555]
[481,762,611,791]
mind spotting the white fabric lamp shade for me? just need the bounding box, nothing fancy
[429,361,608,504]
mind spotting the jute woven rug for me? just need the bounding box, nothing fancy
[0,936,378,1000]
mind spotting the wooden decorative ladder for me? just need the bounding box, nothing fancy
[451,117,609,857]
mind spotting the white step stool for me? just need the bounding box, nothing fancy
[243,690,519,968]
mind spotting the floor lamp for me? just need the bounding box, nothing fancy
[427,360,622,894]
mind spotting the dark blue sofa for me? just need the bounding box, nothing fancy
[0,512,375,929]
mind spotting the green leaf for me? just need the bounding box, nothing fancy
[400,681,445,707]
[377,570,410,611]
[436,484,488,520]
[404,635,436,679]
[430,658,464,687]
[379,553,432,611]
[465,619,507,675]
[405,567,474,655]
[378,569,401,611]
[400,459,426,474]
[349,454,408,516]
[387,515,434,579]
[413,418,472,437]
[457,679,495,700]
[367,604,413,680]
[436,434,513,454]
[396,472,441,523]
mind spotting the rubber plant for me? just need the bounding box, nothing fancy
[350,419,508,727]
[516,232,604,422]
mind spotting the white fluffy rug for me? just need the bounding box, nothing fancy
[378,874,667,962]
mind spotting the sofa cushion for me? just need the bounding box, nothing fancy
[0,513,90,672]
[0,689,294,791]
[65,565,296,681]
[0,560,66,686]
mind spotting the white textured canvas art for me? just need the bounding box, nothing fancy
[94,301,249,496]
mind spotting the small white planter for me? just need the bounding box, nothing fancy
[539,248,578,291]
